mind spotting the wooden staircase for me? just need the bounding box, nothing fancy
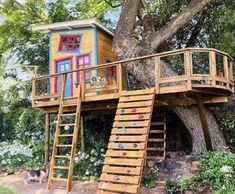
[47,76,82,192]
[97,88,155,194]
[147,112,166,164]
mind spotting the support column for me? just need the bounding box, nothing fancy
[196,93,213,151]
[45,113,50,163]
[80,114,85,152]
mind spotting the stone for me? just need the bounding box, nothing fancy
[147,160,155,168]
[159,159,182,172]
[190,161,200,173]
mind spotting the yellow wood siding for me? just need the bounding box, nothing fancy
[97,31,126,91]
[50,29,95,96]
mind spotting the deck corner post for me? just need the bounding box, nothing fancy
[196,93,213,151]
[154,56,160,94]
[209,51,217,87]
[118,63,123,95]
[45,113,50,163]
[185,50,192,90]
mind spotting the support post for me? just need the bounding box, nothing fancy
[196,93,213,151]
[45,113,50,163]
[118,63,123,95]
[155,57,160,94]
[80,114,85,152]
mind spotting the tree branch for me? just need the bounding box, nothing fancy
[104,0,122,8]
[145,0,213,50]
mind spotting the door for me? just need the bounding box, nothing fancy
[55,58,73,97]
[76,54,91,83]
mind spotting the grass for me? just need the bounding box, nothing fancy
[0,186,17,194]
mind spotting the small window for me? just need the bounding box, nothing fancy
[59,35,81,52]
[105,58,116,80]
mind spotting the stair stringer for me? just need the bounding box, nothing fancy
[97,88,156,194]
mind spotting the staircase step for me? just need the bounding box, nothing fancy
[149,130,165,134]
[56,144,72,147]
[118,101,153,108]
[100,173,140,184]
[147,147,165,151]
[98,182,139,193]
[116,107,152,114]
[148,138,165,142]
[121,88,155,96]
[151,122,165,125]
[54,166,69,170]
[58,134,74,137]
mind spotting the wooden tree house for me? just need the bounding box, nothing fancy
[32,18,234,194]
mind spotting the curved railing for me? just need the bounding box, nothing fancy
[32,48,234,107]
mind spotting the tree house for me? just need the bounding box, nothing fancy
[32,19,234,194]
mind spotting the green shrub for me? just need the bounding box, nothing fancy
[144,168,159,188]
[198,152,235,193]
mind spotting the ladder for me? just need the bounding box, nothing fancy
[147,112,166,163]
[47,75,82,192]
[97,88,155,194]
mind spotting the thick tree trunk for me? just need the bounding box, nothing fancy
[112,0,229,154]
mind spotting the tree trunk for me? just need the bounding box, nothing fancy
[112,0,229,154]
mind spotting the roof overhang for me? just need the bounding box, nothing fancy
[32,18,114,36]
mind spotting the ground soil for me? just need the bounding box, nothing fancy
[0,175,166,194]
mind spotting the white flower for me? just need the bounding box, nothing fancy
[85,170,89,175]
[101,148,104,153]
[64,125,70,130]
[220,165,233,173]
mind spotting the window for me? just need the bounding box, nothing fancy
[59,35,81,52]
[105,58,116,80]
[77,54,91,82]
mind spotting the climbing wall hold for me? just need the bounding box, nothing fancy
[110,158,115,164]
[127,169,131,174]
[121,127,126,134]
[131,108,137,113]
[138,114,144,119]
[120,109,125,113]
[114,175,120,181]
[118,143,124,149]
[133,143,138,148]
[122,152,127,156]
[131,122,137,126]
[102,182,108,189]
[115,135,120,140]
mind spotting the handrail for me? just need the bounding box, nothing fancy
[32,48,233,81]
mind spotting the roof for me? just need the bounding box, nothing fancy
[32,18,114,36]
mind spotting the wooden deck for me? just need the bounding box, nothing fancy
[32,48,234,111]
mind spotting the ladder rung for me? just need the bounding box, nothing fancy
[148,138,165,142]
[62,104,77,107]
[54,155,70,159]
[52,177,68,182]
[56,144,72,147]
[58,134,74,137]
[149,130,165,134]
[147,147,165,151]
[61,113,76,117]
[151,122,165,125]
[60,123,75,126]
[54,166,69,170]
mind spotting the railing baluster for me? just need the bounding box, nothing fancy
[60,74,67,99]
[118,63,123,95]
[155,57,160,94]
[209,51,216,87]
[32,79,36,106]
[223,56,229,89]
[81,70,85,100]
[185,51,192,90]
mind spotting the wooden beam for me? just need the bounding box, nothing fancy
[45,113,50,163]
[196,93,213,151]
[80,114,85,152]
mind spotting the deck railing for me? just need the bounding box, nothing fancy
[32,48,234,107]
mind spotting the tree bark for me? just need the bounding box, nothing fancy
[113,0,229,154]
